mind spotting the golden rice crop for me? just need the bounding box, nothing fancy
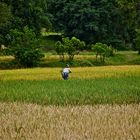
[0,102,140,140]
[0,56,14,61]
[45,54,96,61]
[0,54,95,62]
[0,65,140,80]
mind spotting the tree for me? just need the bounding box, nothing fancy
[135,29,140,54]
[92,43,113,62]
[116,0,140,49]
[9,26,44,67]
[55,37,85,61]
[136,2,140,27]
[48,0,140,50]
[55,41,65,61]
[1,0,52,35]
[63,37,85,61]
[0,0,53,48]
[47,0,123,45]
[0,2,11,25]
[0,2,12,45]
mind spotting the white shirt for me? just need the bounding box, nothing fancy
[63,68,70,73]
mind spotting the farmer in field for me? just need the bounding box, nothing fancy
[61,64,72,80]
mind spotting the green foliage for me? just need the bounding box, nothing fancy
[116,0,139,49]
[0,2,12,45]
[1,0,140,51]
[135,29,140,54]
[92,43,114,62]
[1,0,140,52]
[1,0,52,36]
[0,2,12,25]
[63,37,85,60]
[55,41,65,61]
[55,37,85,61]
[9,26,44,67]
[46,1,128,46]
[47,0,140,50]
[63,37,74,61]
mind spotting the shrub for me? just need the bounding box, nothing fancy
[9,26,44,67]
[55,41,65,61]
[62,37,85,61]
[91,42,114,62]
[65,37,85,61]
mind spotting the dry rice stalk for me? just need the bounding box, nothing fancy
[0,103,140,140]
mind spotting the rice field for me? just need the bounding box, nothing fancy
[0,103,140,140]
[0,65,140,139]
[0,65,140,80]
[0,65,140,105]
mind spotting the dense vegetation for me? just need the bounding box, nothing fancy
[47,0,140,47]
[0,0,140,68]
[9,26,44,67]
[0,0,140,48]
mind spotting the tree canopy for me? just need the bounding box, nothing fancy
[47,0,140,49]
[0,0,140,51]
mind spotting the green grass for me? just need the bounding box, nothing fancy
[0,76,140,105]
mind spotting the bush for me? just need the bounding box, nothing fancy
[9,26,44,67]
[55,41,65,61]
[64,37,85,61]
[91,42,114,62]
